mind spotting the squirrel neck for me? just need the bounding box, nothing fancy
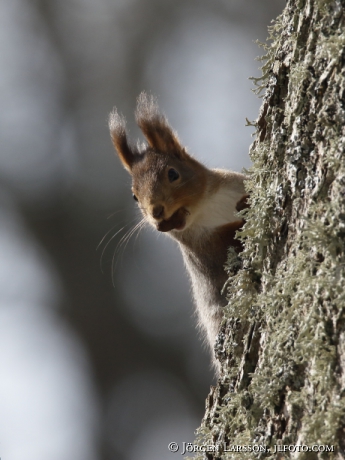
[169,168,245,295]
[171,168,246,242]
[166,170,246,349]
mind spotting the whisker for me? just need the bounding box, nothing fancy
[111,217,147,285]
[98,215,139,273]
[114,218,142,251]
[99,225,127,273]
[133,219,148,248]
[97,223,120,251]
[106,210,123,220]
[116,217,147,256]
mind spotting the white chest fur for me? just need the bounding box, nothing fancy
[192,185,242,230]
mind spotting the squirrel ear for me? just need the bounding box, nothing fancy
[109,109,137,173]
[135,92,184,156]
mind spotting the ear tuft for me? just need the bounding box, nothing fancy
[135,92,161,124]
[109,108,137,173]
[135,92,183,154]
[109,108,126,138]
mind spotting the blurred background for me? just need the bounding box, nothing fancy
[0,0,285,459]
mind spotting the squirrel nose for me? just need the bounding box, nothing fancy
[152,204,164,219]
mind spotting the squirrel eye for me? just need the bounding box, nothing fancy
[168,168,180,182]
[132,193,138,202]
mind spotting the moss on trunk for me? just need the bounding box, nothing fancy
[193,0,345,458]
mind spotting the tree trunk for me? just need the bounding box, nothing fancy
[194,0,345,458]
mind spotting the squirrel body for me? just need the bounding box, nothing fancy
[109,93,247,368]
[172,175,246,349]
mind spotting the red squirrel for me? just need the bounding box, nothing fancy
[109,92,248,368]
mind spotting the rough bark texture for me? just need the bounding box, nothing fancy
[192,0,345,458]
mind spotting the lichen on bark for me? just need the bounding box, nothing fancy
[192,0,345,458]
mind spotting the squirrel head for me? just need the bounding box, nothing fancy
[109,92,207,232]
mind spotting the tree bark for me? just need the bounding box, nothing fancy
[194,0,345,458]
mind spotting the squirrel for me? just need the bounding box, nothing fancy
[109,92,248,370]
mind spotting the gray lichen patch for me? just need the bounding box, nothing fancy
[192,0,345,458]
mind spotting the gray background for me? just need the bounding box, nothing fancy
[0,0,285,459]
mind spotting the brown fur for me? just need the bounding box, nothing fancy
[109,109,138,171]
[135,93,184,155]
[109,92,248,372]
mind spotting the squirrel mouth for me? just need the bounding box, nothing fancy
[156,207,188,232]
